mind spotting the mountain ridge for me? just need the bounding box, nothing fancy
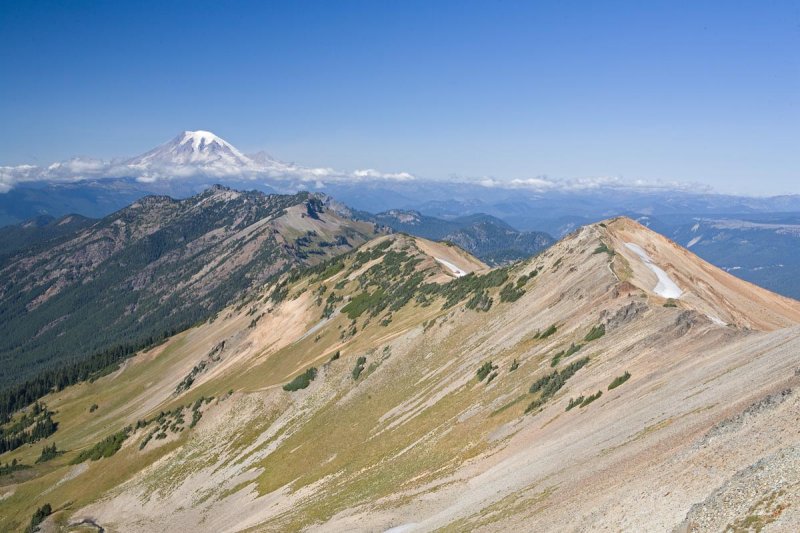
[1,214,799,531]
[359,208,555,265]
[0,186,380,392]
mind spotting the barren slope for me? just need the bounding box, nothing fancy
[2,217,799,532]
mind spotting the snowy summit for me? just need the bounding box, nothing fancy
[127,130,257,168]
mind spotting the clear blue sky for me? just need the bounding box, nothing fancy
[1,1,798,195]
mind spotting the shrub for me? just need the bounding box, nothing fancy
[71,427,131,463]
[526,357,590,413]
[584,324,605,342]
[189,409,202,428]
[139,432,154,450]
[565,396,584,411]
[579,391,602,407]
[342,290,385,319]
[499,283,525,303]
[663,299,678,308]
[352,357,367,380]
[329,350,341,362]
[0,458,30,476]
[509,359,519,372]
[476,361,497,381]
[608,371,631,390]
[524,397,546,413]
[486,372,498,384]
[283,367,318,391]
[552,343,582,366]
[89,403,98,413]
[593,243,613,255]
[35,443,60,464]
[535,324,558,339]
[28,503,52,532]
[466,290,493,312]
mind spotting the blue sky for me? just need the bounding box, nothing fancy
[0,0,798,195]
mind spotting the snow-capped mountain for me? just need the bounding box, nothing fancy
[127,130,258,169]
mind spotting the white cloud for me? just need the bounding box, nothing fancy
[352,169,416,181]
[0,152,706,196]
[473,174,711,193]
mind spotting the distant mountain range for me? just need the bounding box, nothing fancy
[358,209,554,265]
[3,129,800,227]
[2,130,800,301]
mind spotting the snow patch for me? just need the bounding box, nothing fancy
[686,236,702,248]
[435,258,467,277]
[385,525,419,533]
[706,314,726,326]
[624,243,683,299]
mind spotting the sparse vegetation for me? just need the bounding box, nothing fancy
[0,458,30,476]
[534,324,558,339]
[28,503,52,532]
[476,361,498,381]
[283,367,318,392]
[608,371,631,390]
[190,408,202,428]
[663,299,678,308]
[579,391,602,407]
[89,403,98,413]
[352,356,367,380]
[72,427,131,463]
[35,442,61,463]
[509,359,519,372]
[329,350,341,362]
[584,324,605,342]
[550,343,582,367]
[565,396,584,411]
[593,243,613,255]
[499,282,525,303]
[526,357,590,413]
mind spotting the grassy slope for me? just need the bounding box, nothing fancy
[1,222,799,532]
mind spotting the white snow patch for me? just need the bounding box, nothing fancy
[706,314,726,326]
[435,258,467,277]
[624,243,683,299]
[686,236,702,248]
[385,525,419,533]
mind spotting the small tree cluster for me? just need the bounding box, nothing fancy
[283,367,318,391]
[28,503,52,532]
[608,371,631,390]
[534,324,558,340]
[526,357,590,413]
[584,324,605,342]
[580,391,602,407]
[35,442,60,464]
[565,396,584,411]
[476,361,497,381]
[71,427,131,464]
[352,357,367,380]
